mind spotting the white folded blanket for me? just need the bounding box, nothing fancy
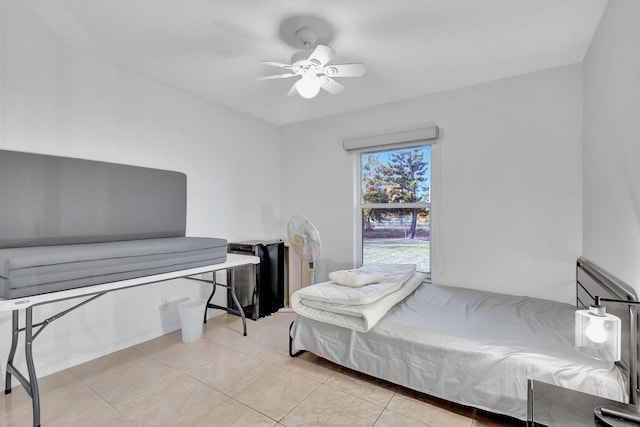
[292,272,425,332]
[300,263,416,306]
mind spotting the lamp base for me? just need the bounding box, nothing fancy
[595,406,640,426]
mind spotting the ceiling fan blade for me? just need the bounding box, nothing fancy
[323,63,367,77]
[308,44,335,67]
[260,60,293,68]
[320,77,344,95]
[287,81,299,97]
[255,73,296,80]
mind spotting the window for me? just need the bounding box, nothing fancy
[357,145,431,276]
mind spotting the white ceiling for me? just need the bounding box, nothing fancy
[0,0,607,126]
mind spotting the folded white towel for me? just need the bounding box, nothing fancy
[328,269,384,287]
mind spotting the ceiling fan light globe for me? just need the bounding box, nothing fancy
[297,74,321,98]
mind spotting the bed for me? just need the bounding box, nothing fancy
[289,258,638,421]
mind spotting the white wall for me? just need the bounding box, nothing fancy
[0,29,281,380]
[583,0,640,292]
[281,64,583,303]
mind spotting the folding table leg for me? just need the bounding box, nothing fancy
[229,268,247,336]
[4,310,19,394]
[25,307,41,427]
[204,284,216,324]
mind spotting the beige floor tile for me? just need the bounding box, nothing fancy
[135,329,236,373]
[1,370,86,425]
[1,394,36,427]
[276,351,338,383]
[4,375,133,427]
[203,316,288,362]
[387,389,474,427]
[253,313,296,334]
[206,312,246,327]
[32,369,80,394]
[204,314,260,338]
[206,312,294,356]
[115,373,223,426]
[216,332,287,364]
[325,367,397,407]
[187,348,269,393]
[2,381,41,416]
[68,346,142,378]
[69,346,184,406]
[281,384,383,427]
[178,395,277,426]
[254,330,291,357]
[228,365,320,421]
[374,409,430,426]
[261,340,290,359]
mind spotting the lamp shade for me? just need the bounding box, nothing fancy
[575,305,621,362]
[296,74,321,99]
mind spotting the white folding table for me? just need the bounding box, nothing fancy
[0,253,259,427]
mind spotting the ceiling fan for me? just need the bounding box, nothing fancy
[256,26,366,99]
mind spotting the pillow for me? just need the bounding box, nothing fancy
[328,269,384,287]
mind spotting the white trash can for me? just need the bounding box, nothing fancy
[178,298,206,343]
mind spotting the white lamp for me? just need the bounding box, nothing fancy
[575,296,640,426]
[575,299,621,362]
[296,74,321,99]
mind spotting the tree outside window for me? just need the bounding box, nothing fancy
[360,146,431,274]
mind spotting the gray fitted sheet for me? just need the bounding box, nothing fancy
[291,282,627,420]
[0,237,227,299]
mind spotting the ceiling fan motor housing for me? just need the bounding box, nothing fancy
[295,27,318,48]
[290,27,320,66]
[290,49,312,65]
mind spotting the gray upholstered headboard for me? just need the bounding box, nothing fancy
[0,150,187,248]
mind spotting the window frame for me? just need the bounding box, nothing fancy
[354,143,433,279]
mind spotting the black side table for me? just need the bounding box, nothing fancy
[527,379,637,426]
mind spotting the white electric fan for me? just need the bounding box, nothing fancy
[287,215,322,284]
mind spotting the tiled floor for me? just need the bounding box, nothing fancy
[0,312,524,426]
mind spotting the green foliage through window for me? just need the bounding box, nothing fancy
[359,146,431,274]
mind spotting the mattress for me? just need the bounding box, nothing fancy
[0,237,227,299]
[290,282,628,420]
